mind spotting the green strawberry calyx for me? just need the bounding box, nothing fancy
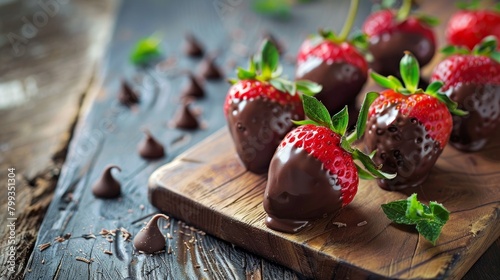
[456,0,500,11]
[442,35,500,64]
[293,94,396,181]
[382,193,450,245]
[370,51,468,116]
[376,0,439,27]
[229,40,322,97]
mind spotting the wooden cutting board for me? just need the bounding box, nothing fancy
[148,128,500,279]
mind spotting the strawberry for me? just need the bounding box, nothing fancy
[224,40,322,174]
[362,0,437,77]
[363,52,467,191]
[431,37,500,152]
[296,0,368,122]
[446,2,500,50]
[264,94,394,233]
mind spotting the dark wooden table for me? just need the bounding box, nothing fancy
[1,0,499,279]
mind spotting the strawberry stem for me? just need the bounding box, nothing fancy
[396,0,412,21]
[338,0,359,42]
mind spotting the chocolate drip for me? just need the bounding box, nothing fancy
[447,83,500,152]
[118,80,139,106]
[295,60,366,125]
[264,145,343,233]
[227,97,302,174]
[198,56,223,80]
[133,214,168,254]
[368,31,435,77]
[181,72,205,99]
[363,106,442,190]
[138,130,165,159]
[173,103,199,130]
[184,33,204,57]
[92,165,121,198]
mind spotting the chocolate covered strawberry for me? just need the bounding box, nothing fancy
[431,37,500,152]
[264,94,394,233]
[446,2,500,50]
[363,52,467,191]
[362,0,437,77]
[224,40,321,174]
[296,0,368,122]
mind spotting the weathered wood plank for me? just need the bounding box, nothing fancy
[0,0,116,279]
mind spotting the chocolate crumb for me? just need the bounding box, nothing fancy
[167,246,173,254]
[63,233,72,239]
[41,259,45,264]
[75,257,93,264]
[184,241,190,250]
[195,264,200,268]
[104,250,113,255]
[82,233,96,239]
[140,204,145,210]
[167,233,173,239]
[38,242,51,252]
[54,236,66,243]
[332,222,347,228]
[204,268,208,272]
[357,221,368,227]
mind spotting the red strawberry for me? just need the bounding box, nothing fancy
[295,0,368,123]
[362,0,437,77]
[431,37,500,152]
[224,40,322,174]
[446,3,500,50]
[264,94,394,233]
[363,52,466,191]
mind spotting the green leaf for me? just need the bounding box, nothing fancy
[416,220,445,245]
[427,91,468,117]
[295,80,323,96]
[491,52,500,64]
[429,201,450,224]
[473,35,498,56]
[130,36,162,66]
[352,149,397,180]
[292,119,318,126]
[355,92,379,140]
[356,164,376,180]
[270,78,287,93]
[400,52,420,92]
[381,200,416,225]
[387,76,404,90]
[331,106,349,136]
[301,95,333,129]
[456,0,480,10]
[382,193,450,245]
[350,32,369,52]
[417,14,440,27]
[370,71,398,90]
[260,40,280,78]
[426,81,443,94]
[252,0,291,18]
[237,67,256,80]
[227,78,238,85]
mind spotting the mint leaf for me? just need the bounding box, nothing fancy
[400,52,420,92]
[416,220,445,245]
[382,193,450,245]
[130,36,162,66]
[331,106,349,136]
[301,95,333,129]
[381,200,415,225]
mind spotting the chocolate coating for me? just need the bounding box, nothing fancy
[184,34,204,57]
[198,57,223,80]
[227,97,302,174]
[133,214,168,254]
[173,103,199,130]
[264,144,343,233]
[295,60,366,124]
[368,31,435,77]
[118,80,139,106]
[181,72,205,99]
[92,165,121,198]
[138,130,165,159]
[363,106,442,190]
[447,83,500,152]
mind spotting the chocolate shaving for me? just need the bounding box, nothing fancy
[38,243,51,252]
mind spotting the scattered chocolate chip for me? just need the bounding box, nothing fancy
[173,103,200,130]
[118,80,139,106]
[133,214,169,254]
[92,165,121,199]
[138,130,165,160]
[198,56,223,80]
[181,72,205,99]
[184,33,204,57]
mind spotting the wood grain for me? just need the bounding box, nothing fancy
[149,127,500,279]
